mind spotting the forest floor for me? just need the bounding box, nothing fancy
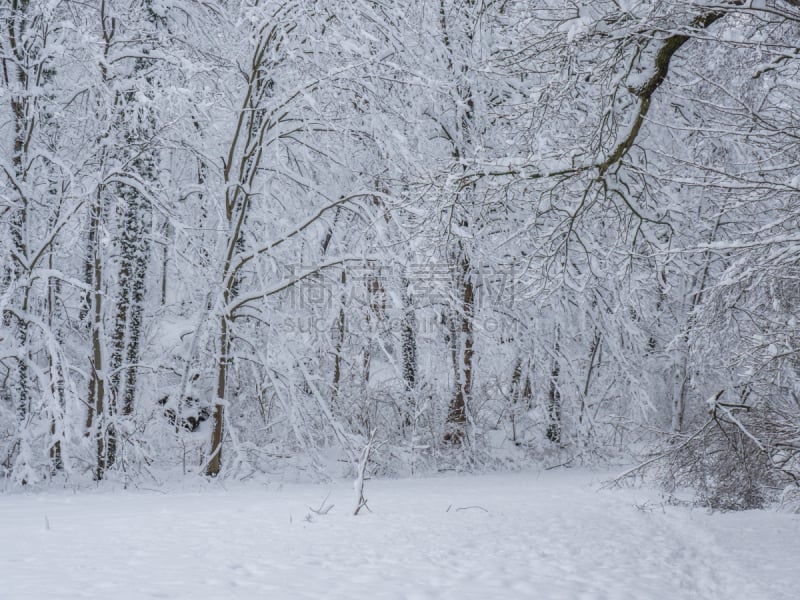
[0,468,797,599]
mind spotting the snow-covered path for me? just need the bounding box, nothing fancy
[1,470,797,599]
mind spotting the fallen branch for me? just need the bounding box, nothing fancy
[308,491,334,516]
[602,418,715,489]
[454,505,489,513]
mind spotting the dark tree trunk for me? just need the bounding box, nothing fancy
[547,336,562,444]
[445,250,474,444]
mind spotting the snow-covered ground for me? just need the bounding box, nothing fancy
[1,469,797,599]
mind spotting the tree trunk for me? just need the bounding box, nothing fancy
[332,269,347,403]
[445,250,474,444]
[547,336,562,444]
[401,276,417,429]
[6,0,32,422]
[88,191,108,480]
[206,314,229,477]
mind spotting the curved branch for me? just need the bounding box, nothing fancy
[598,10,727,175]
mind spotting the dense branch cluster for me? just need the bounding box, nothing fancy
[1,0,798,507]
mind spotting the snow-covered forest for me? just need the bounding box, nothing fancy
[1,0,799,511]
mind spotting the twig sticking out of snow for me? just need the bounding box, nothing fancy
[354,430,378,516]
[454,505,489,513]
[308,491,334,516]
